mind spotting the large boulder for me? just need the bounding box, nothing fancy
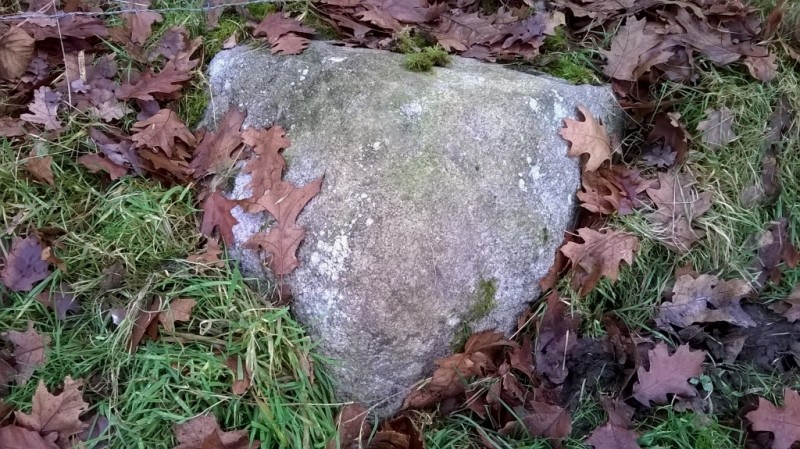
[205,42,623,416]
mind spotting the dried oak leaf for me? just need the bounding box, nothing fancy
[149,26,190,61]
[6,321,50,385]
[158,298,196,332]
[119,0,163,45]
[646,112,689,165]
[326,404,369,449]
[15,376,88,445]
[21,86,62,131]
[25,147,55,186]
[657,274,755,329]
[78,154,130,180]
[191,107,245,179]
[696,107,736,149]
[0,25,35,81]
[0,425,59,449]
[613,167,655,215]
[585,397,641,449]
[646,172,712,253]
[225,356,251,395]
[116,62,193,101]
[173,413,259,449]
[1,235,51,292]
[240,127,289,207]
[127,296,161,353]
[35,283,79,320]
[501,401,572,441]
[200,191,239,246]
[131,109,196,156]
[749,218,799,288]
[187,238,224,269]
[770,285,800,322]
[746,388,800,449]
[601,17,668,82]
[253,13,314,55]
[744,54,778,82]
[246,178,324,276]
[560,228,639,296]
[560,105,612,171]
[577,169,621,215]
[20,16,108,41]
[534,292,580,385]
[632,342,705,406]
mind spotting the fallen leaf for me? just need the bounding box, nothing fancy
[240,126,289,206]
[78,153,130,180]
[0,117,26,137]
[246,177,324,276]
[612,167,655,215]
[696,107,736,148]
[191,107,246,179]
[632,342,705,406]
[746,388,800,449]
[149,26,190,61]
[646,112,688,165]
[749,218,799,288]
[116,63,193,101]
[158,298,196,332]
[646,172,712,253]
[0,26,35,81]
[585,397,641,449]
[100,260,127,290]
[120,0,163,45]
[576,168,621,215]
[770,285,800,322]
[225,356,251,395]
[657,274,755,329]
[560,228,639,296]
[514,401,572,440]
[0,425,59,449]
[89,128,142,174]
[534,292,580,384]
[131,109,196,155]
[560,105,612,171]
[77,413,110,446]
[271,33,312,55]
[187,238,224,269]
[35,283,79,320]
[744,54,778,82]
[21,86,62,131]
[326,404,369,449]
[20,16,108,41]
[127,297,161,353]
[601,17,668,81]
[1,235,51,292]
[253,13,315,44]
[5,321,50,385]
[173,413,259,449]
[15,376,88,445]
[200,191,240,246]
[25,147,55,186]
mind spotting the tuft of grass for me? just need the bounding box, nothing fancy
[637,409,743,449]
[404,46,452,72]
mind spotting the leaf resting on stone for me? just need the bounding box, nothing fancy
[559,105,612,171]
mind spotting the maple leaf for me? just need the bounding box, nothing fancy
[646,172,712,253]
[601,17,668,82]
[657,274,755,329]
[749,218,799,288]
[0,25,35,81]
[240,127,289,206]
[1,235,51,292]
[0,425,59,449]
[696,107,736,148]
[560,228,639,296]
[158,298,196,332]
[25,147,55,186]
[746,388,800,449]
[200,191,240,246]
[246,178,324,276]
[15,376,88,445]
[559,105,612,171]
[225,356,251,395]
[173,413,259,449]
[21,86,62,131]
[632,342,705,406]
[131,109,196,156]
[585,397,641,449]
[5,321,50,385]
[191,107,246,179]
[534,292,580,384]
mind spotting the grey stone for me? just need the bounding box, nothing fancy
[204,42,624,416]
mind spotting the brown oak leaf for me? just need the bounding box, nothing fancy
[770,285,800,323]
[158,298,196,332]
[246,178,323,276]
[0,117,27,137]
[127,296,162,353]
[272,33,311,55]
[200,191,240,246]
[6,321,50,385]
[119,0,163,45]
[657,274,755,329]
[35,283,79,321]
[187,238,224,269]
[240,126,289,207]
[78,154,130,180]
[21,86,62,131]
[646,172,712,253]
[191,107,246,179]
[746,388,800,449]
[327,404,369,449]
[585,397,641,449]
[576,168,621,215]
[601,17,669,82]
[1,235,51,292]
[20,16,108,41]
[744,54,778,82]
[696,107,736,149]
[560,105,612,171]
[25,147,55,186]
[131,109,196,156]
[0,25,35,81]
[173,413,259,449]
[502,401,572,440]
[534,292,580,385]
[632,342,705,406]
[646,112,688,165]
[560,228,639,296]
[225,356,251,396]
[15,376,88,445]
[749,218,799,288]
[253,13,315,45]
[0,425,59,449]
[116,62,193,101]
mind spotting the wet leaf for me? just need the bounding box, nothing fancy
[632,342,705,406]
[745,388,800,449]
[560,105,612,171]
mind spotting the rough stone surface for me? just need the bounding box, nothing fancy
[204,42,624,416]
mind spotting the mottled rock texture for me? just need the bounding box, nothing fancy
[204,42,623,416]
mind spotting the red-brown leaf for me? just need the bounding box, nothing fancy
[326,404,369,449]
[116,63,193,101]
[15,376,88,445]
[20,86,62,131]
[0,425,59,449]
[253,13,315,44]
[241,127,289,205]
[191,107,246,179]
[646,172,712,253]
[78,153,130,180]
[560,228,639,296]
[158,298,196,333]
[535,292,580,384]
[632,342,705,406]
[657,274,754,329]
[200,191,240,246]
[5,321,50,385]
[25,147,55,186]
[225,356,251,396]
[746,388,800,449]
[0,26,35,81]
[173,413,259,449]
[559,105,612,171]
[131,109,196,155]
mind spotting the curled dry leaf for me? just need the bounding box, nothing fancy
[15,376,88,445]
[501,400,572,441]
[6,321,50,385]
[646,112,688,165]
[1,234,51,292]
[657,274,755,329]
[559,105,612,171]
[744,54,778,83]
[0,25,35,81]
[745,388,800,449]
[560,228,639,296]
[632,342,705,406]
